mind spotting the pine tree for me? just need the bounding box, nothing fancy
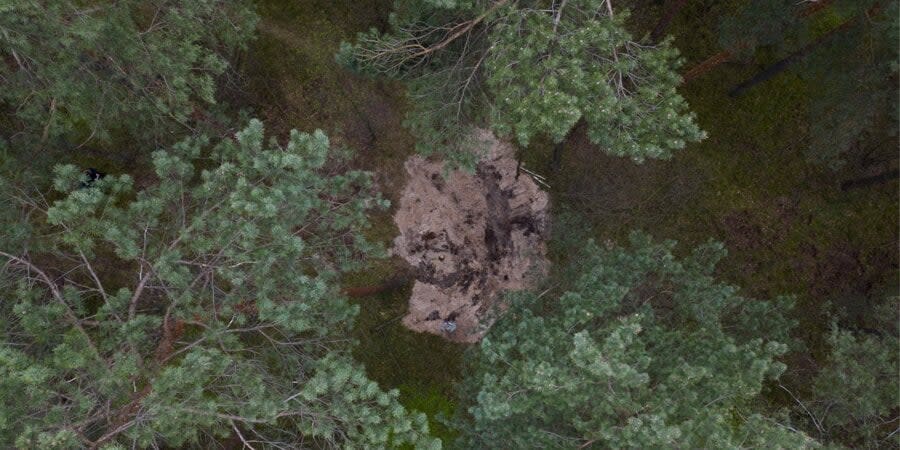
[339,0,704,165]
[683,0,823,82]
[784,298,899,448]
[456,233,815,448]
[707,0,898,168]
[717,0,806,64]
[0,0,258,150]
[799,0,898,169]
[0,120,439,449]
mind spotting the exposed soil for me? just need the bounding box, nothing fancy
[392,130,550,343]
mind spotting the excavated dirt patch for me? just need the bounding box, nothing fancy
[392,130,550,343]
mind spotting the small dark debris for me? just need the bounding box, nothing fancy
[80,168,106,188]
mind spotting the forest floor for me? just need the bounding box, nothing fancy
[241,0,898,442]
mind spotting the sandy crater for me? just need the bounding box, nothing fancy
[392,130,550,343]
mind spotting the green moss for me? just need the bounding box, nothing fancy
[397,384,459,443]
[346,272,465,442]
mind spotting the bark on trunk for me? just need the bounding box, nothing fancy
[800,0,835,17]
[682,48,734,83]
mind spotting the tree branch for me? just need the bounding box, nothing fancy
[128,269,153,320]
[552,0,569,34]
[231,420,258,450]
[0,251,103,360]
[409,0,510,59]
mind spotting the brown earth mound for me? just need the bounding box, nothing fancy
[392,130,550,343]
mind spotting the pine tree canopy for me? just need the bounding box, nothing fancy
[0,120,439,449]
[457,233,816,448]
[796,298,900,448]
[0,0,259,150]
[718,0,898,168]
[802,0,898,169]
[338,0,704,165]
[0,1,894,449]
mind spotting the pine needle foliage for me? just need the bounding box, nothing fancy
[719,0,898,168]
[339,0,704,165]
[791,298,900,448]
[456,233,816,448]
[0,120,439,449]
[0,0,259,149]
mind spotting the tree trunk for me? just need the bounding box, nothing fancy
[682,48,734,83]
[650,0,688,44]
[841,168,899,191]
[728,9,867,97]
[800,0,835,17]
[550,141,564,172]
[550,118,587,172]
[682,0,835,83]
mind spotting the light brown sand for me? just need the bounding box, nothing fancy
[392,130,550,343]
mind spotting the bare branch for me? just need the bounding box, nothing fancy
[231,420,258,450]
[552,0,569,34]
[128,269,153,320]
[353,0,509,74]
[779,384,825,435]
